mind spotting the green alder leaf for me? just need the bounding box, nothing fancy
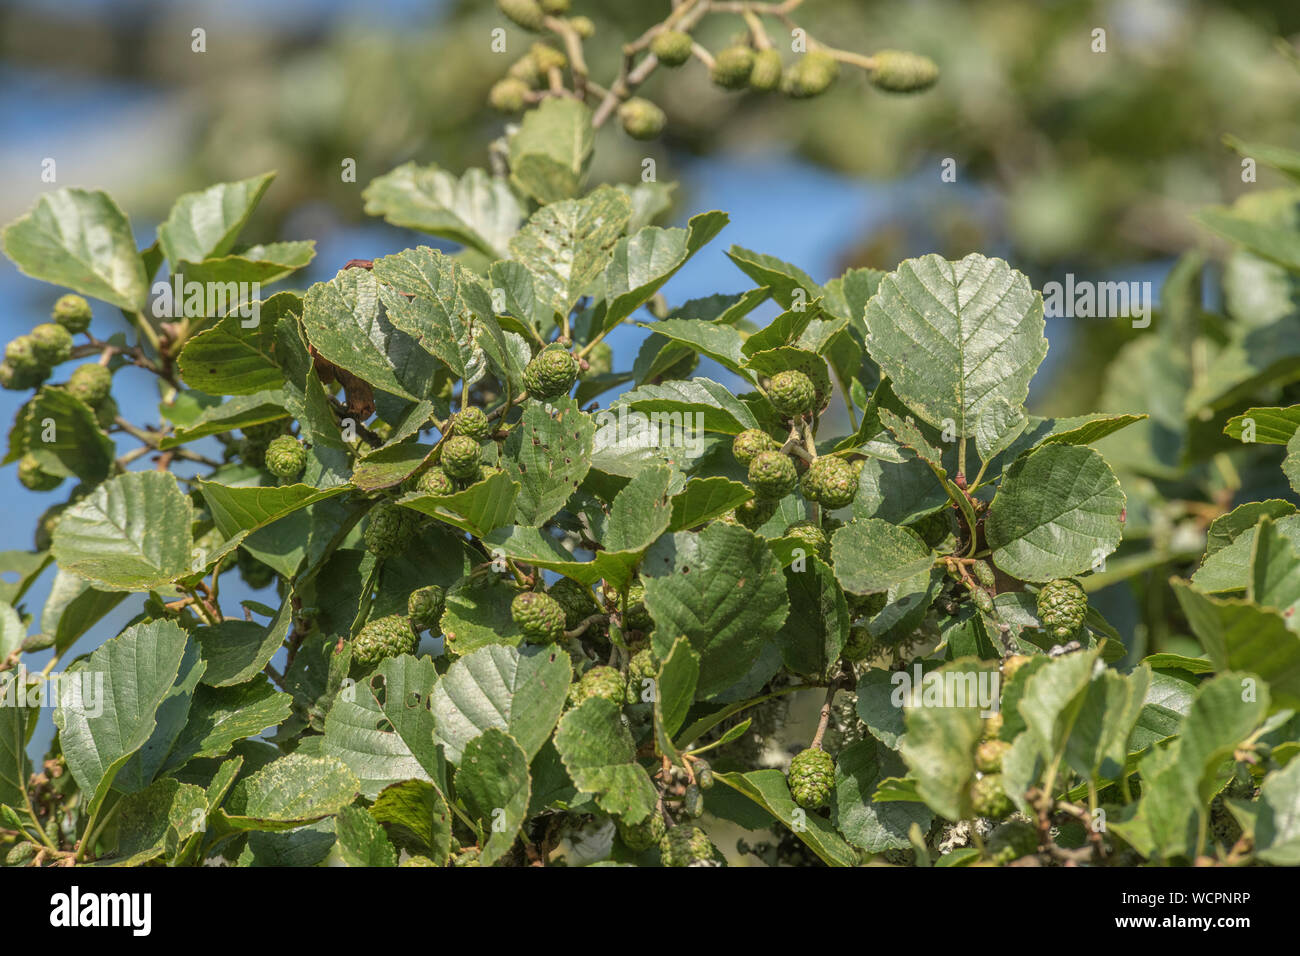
[163,680,293,772]
[601,212,729,330]
[113,640,206,794]
[1248,516,1300,625]
[830,518,934,596]
[1194,512,1300,591]
[833,739,932,853]
[193,601,292,687]
[52,619,190,818]
[301,267,438,401]
[633,319,749,377]
[1018,648,1100,766]
[508,98,594,204]
[508,186,630,318]
[438,575,527,652]
[24,388,114,483]
[157,172,275,266]
[615,377,760,436]
[369,779,452,864]
[351,440,432,492]
[1196,204,1300,272]
[669,477,753,531]
[501,397,595,526]
[985,443,1125,582]
[400,470,520,538]
[223,753,359,831]
[554,698,657,823]
[198,481,351,540]
[177,292,301,396]
[1223,135,1300,181]
[108,778,209,866]
[335,804,398,867]
[864,253,1047,440]
[372,246,502,384]
[974,396,1027,467]
[725,246,826,310]
[1287,431,1300,496]
[1172,580,1300,709]
[175,241,315,290]
[51,472,194,591]
[0,682,33,810]
[431,644,571,765]
[363,163,524,258]
[656,636,699,742]
[776,556,848,678]
[237,821,336,866]
[604,464,674,553]
[1223,405,1300,445]
[642,523,790,699]
[2,187,149,310]
[1029,413,1149,449]
[39,570,126,655]
[454,728,531,865]
[1255,757,1300,865]
[323,655,443,799]
[713,769,858,867]
[158,390,288,448]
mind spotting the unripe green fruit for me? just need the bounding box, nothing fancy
[733,497,775,531]
[616,810,666,852]
[507,54,543,87]
[569,15,595,39]
[1036,578,1087,640]
[693,757,714,789]
[987,820,1038,865]
[52,294,92,333]
[749,49,783,91]
[983,712,1004,740]
[975,739,1011,774]
[29,323,73,367]
[530,42,567,73]
[237,549,276,590]
[971,588,994,614]
[659,824,720,866]
[452,406,493,442]
[767,369,816,418]
[573,665,625,707]
[5,336,45,376]
[415,466,455,497]
[0,361,43,390]
[625,647,656,704]
[511,590,567,643]
[489,77,530,113]
[843,624,874,662]
[66,363,112,407]
[498,0,544,31]
[408,585,446,630]
[524,346,578,399]
[1002,654,1032,681]
[782,50,839,98]
[650,30,693,67]
[352,614,419,667]
[364,501,421,558]
[621,579,652,631]
[784,520,829,561]
[5,842,36,866]
[732,428,777,467]
[34,503,66,551]
[18,454,61,492]
[801,456,858,509]
[972,560,996,589]
[711,46,756,89]
[580,341,612,380]
[548,576,599,629]
[869,49,939,93]
[748,450,797,500]
[440,435,484,481]
[618,97,666,140]
[683,783,704,817]
[787,747,834,809]
[400,855,436,867]
[539,0,569,13]
[970,773,1013,820]
[265,435,307,480]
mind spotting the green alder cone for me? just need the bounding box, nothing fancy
[508,54,543,87]
[34,503,66,550]
[66,363,112,406]
[972,560,997,589]
[620,579,652,631]
[511,590,567,643]
[616,810,666,852]
[618,97,667,140]
[787,747,835,809]
[548,576,599,628]
[749,49,784,91]
[408,584,446,630]
[974,739,1011,774]
[767,369,816,418]
[497,0,544,31]
[732,428,777,467]
[683,783,704,817]
[650,29,693,67]
[352,614,419,667]
[572,665,626,707]
[748,450,797,500]
[568,15,594,39]
[842,624,873,662]
[52,294,92,333]
[523,346,578,399]
[538,0,569,13]
[93,395,117,430]
[1036,578,1087,640]
[580,341,612,379]
[265,435,307,480]
[364,501,422,558]
[659,824,721,866]
[971,588,994,614]
[440,435,484,481]
[970,774,1014,820]
[693,757,714,789]
[29,323,73,367]
[0,360,44,390]
[400,855,436,867]
[489,77,529,113]
[782,50,839,98]
[452,406,493,442]
[732,497,775,531]
[802,456,858,508]
[238,420,283,469]
[5,336,45,377]
[530,42,567,73]
[987,820,1039,865]
[784,520,830,561]
[415,466,455,496]
[869,49,940,93]
[625,647,657,703]
[18,453,62,492]
[711,46,756,90]
[5,842,36,866]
